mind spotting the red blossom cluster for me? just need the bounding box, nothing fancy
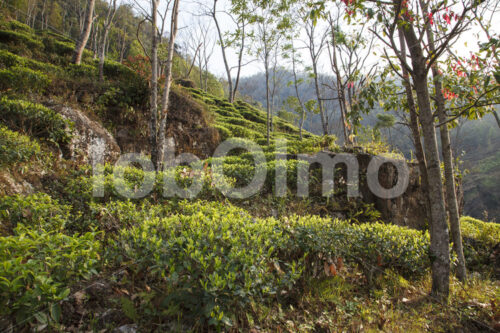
[341,0,356,6]
[442,88,458,100]
[124,55,151,80]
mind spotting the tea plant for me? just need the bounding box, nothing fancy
[0,97,73,145]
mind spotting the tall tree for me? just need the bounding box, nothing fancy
[157,0,180,170]
[304,19,329,135]
[98,0,118,81]
[149,0,160,168]
[418,0,466,281]
[72,0,96,64]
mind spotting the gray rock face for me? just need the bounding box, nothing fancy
[55,106,121,164]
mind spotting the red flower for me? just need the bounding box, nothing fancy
[427,12,434,25]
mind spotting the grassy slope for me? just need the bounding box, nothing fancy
[0,18,499,332]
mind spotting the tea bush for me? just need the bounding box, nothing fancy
[0,230,101,328]
[461,216,500,271]
[0,29,43,50]
[6,20,33,34]
[0,49,60,73]
[0,66,50,93]
[0,97,72,145]
[111,201,303,328]
[64,63,97,79]
[108,201,431,329]
[0,193,71,234]
[0,125,40,167]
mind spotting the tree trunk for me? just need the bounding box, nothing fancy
[398,28,431,223]
[312,60,328,135]
[421,11,467,281]
[72,0,96,65]
[150,0,160,169]
[99,0,117,82]
[403,24,450,300]
[232,20,246,100]
[265,52,271,145]
[493,110,500,129]
[157,0,180,170]
[291,46,306,140]
[328,23,349,143]
[213,0,233,102]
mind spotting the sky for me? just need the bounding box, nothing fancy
[130,0,500,80]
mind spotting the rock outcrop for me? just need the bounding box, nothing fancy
[52,105,121,164]
[284,151,431,229]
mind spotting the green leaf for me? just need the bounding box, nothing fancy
[50,303,61,322]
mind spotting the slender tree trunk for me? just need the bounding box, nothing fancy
[312,60,328,135]
[232,20,246,100]
[291,46,306,140]
[72,0,96,65]
[212,0,233,102]
[328,22,349,143]
[150,0,160,169]
[403,24,450,300]
[99,0,117,82]
[157,0,180,170]
[493,110,500,129]
[399,28,431,223]
[421,11,467,281]
[265,52,271,145]
[185,43,201,79]
[119,31,127,63]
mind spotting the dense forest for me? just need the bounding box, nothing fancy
[0,0,499,331]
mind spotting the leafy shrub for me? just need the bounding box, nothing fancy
[111,201,302,328]
[0,49,60,73]
[0,230,101,328]
[221,123,264,140]
[461,216,500,271]
[0,29,43,50]
[42,38,93,61]
[64,63,97,79]
[0,97,72,145]
[102,59,138,81]
[0,66,50,93]
[0,125,40,167]
[0,194,71,234]
[214,124,232,140]
[7,20,33,34]
[109,201,430,329]
[461,216,500,247]
[0,49,19,67]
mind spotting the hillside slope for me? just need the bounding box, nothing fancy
[0,18,499,332]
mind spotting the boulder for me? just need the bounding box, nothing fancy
[53,105,121,164]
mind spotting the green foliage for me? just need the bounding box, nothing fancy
[110,201,303,328]
[0,230,101,328]
[102,59,138,81]
[0,97,73,145]
[0,29,43,50]
[0,49,59,72]
[0,66,50,93]
[6,20,33,34]
[64,63,97,78]
[461,216,500,272]
[0,125,40,167]
[109,201,430,329]
[214,124,232,140]
[42,38,74,57]
[0,194,71,234]
[461,216,500,247]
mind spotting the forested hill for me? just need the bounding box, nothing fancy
[238,71,500,221]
